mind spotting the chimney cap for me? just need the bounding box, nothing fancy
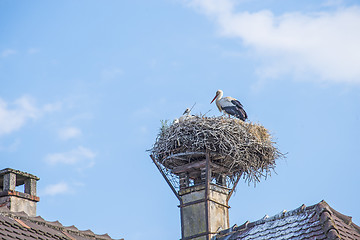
[0,168,39,188]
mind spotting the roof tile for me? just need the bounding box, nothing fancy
[64,225,78,232]
[47,220,63,228]
[97,233,114,239]
[214,200,359,240]
[0,211,120,240]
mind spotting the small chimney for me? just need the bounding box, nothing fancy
[0,168,40,217]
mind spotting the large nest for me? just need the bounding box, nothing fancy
[151,116,284,184]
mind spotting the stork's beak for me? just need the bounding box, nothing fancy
[210,94,217,104]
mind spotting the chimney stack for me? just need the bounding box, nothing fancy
[0,168,40,217]
[152,153,240,240]
[178,169,230,240]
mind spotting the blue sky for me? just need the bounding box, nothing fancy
[1,0,360,239]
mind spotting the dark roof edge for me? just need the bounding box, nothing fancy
[315,200,341,239]
[316,200,360,235]
[0,206,122,240]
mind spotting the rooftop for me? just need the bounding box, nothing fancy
[214,200,360,240]
[0,206,122,240]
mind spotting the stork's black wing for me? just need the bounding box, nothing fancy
[231,100,248,120]
[231,99,243,108]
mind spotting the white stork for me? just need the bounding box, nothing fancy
[210,89,248,121]
[179,108,194,122]
[173,108,194,124]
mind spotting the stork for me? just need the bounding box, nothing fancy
[179,108,194,122]
[173,108,194,124]
[210,89,248,121]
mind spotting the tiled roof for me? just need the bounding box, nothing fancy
[214,200,360,240]
[0,206,122,240]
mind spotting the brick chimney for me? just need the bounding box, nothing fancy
[0,168,40,217]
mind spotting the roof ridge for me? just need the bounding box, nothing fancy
[315,200,341,239]
[328,203,360,233]
[0,210,117,240]
[245,203,308,228]
[318,200,360,236]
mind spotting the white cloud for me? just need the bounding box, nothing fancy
[0,96,40,136]
[58,127,82,140]
[45,146,96,167]
[1,49,17,57]
[41,182,70,196]
[0,96,60,136]
[186,0,360,84]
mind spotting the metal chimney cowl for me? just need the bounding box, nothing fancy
[0,168,40,217]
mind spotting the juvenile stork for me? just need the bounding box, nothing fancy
[173,108,194,124]
[179,108,194,122]
[210,89,248,121]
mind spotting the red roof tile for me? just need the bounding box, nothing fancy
[214,200,360,240]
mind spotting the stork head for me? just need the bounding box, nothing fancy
[210,89,223,104]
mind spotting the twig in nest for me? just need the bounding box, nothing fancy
[151,115,285,184]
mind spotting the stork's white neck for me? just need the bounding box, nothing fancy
[216,90,223,101]
[215,90,224,112]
